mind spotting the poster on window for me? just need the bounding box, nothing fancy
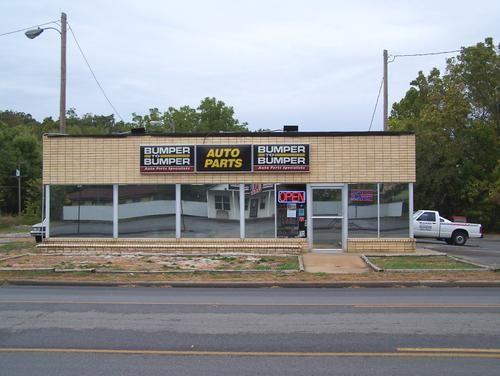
[253,144,309,171]
[140,145,195,172]
[350,189,375,202]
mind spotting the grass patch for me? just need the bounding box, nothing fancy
[0,215,38,231]
[369,256,480,270]
[220,256,237,262]
[1,270,53,277]
[276,260,300,271]
[0,242,31,252]
[67,271,95,277]
[254,264,272,270]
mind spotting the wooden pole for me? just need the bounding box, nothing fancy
[383,49,388,131]
[60,12,67,133]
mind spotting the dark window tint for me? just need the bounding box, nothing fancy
[417,212,436,222]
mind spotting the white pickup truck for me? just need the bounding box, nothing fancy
[413,210,483,246]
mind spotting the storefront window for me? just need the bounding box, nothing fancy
[215,195,231,210]
[276,184,307,238]
[118,185,175,237]
[181,184,240,238]
[50,185,113,237]
[379,183,409,238]
[245,184,275,238]
[348,184,378,238]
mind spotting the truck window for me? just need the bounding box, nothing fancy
[417,212,436,222]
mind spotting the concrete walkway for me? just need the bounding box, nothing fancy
[302,253,369,274]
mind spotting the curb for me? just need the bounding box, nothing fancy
[361,255,382,272]
[447,255,496,271]
[298,255,305,272]
[2,279,500,288]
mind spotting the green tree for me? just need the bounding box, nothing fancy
[132,97,248,133]
[0,119,42,215]
[390,38,499,230]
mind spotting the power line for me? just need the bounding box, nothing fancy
[369,77,384,131]
[67,23,124,122]
[0,20,58,37]
[389,49,461,63]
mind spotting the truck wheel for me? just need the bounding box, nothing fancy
[35,236,42,243]
[452,231,467,246]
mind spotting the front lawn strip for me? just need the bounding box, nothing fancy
[0,241,34,253]
[0,253,300,273]
[366,255,484,272]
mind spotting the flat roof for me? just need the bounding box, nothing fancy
[45,130,414,138]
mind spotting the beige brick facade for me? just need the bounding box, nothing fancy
[347,238,416,253]
[42,133,415,185]
[38,238,307,255]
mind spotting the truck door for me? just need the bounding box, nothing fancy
[414,211,439,237]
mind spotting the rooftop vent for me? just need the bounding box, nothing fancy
[131,127,146,135]
[283,125,299,132]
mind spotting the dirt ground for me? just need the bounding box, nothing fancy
[0,253,299,271]
[0,236,498,283]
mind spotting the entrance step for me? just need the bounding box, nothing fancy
[302,253,369,274]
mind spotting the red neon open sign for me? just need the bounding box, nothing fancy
[278,191,306,204]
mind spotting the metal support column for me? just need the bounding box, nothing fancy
[409,183,414,238]
[377,183,381,238]
[45,185,50,238]
[306,184,313,250]
[342,184,348,251]
[239,184,245,239]
[175,184,181,238]
[113,185,118,238]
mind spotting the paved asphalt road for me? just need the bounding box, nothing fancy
[1,286,500,375]
[417,235,500,268]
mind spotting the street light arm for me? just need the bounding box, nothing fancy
[41,26,62,35]
[25,26,61,39]
[24,12,67,134]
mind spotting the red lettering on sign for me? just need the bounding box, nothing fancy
[278,191,305,204]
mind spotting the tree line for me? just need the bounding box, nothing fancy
[389,38,499,231]
[0,97,248,220]
[0,38,498,230]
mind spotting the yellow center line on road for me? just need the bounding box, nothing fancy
[354,304,500,308]
[0,300,500,308]
[398,347,500,354]
[0,348,499,359]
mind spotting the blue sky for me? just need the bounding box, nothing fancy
[1,0,498,131]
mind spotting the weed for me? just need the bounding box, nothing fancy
[0,242,32,252]
[255,264,272,270]
[276,261,299,270]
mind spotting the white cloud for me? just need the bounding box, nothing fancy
[0,0,498,130]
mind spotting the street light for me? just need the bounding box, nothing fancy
[25,12,67,134]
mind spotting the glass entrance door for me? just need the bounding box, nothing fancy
[312,187,343,250]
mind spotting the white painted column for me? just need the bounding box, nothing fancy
[409,183,414,238]
[377,183,380,238]
[274,185,278,239]
[306,184,313,250]
[176,184,181,238]
[45,185,50,238]
[342,184,348,251]
[239,184,245,239]
[113,184,118,238]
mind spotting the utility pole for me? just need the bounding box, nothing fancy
[384,50,389,131]
[60,12,67,134]
[383,49,388,131]
[16,164,22,215]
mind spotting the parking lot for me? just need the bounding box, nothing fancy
[417,235,500,269]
